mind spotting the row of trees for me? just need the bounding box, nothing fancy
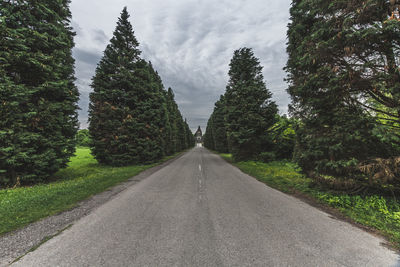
[204,48,295,162]
[286,0,400,192]
[206,1,400,192]
[89,8,194,166]
[0,4,193,186]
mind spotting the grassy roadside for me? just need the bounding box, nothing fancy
[220,153,400,249]
[0,148,182,236]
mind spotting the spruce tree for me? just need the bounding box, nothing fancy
[212,95,229,153]
[184,119,194,148]
[286,0,397,183]
[225,48,278,161]
[204,114,216,150]
[0,0,79,185]
[89,7,165,165]
[147,62,169,156]
[165,88,179,154]
[176,111,187,151]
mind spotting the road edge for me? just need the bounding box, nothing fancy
[212,150,399,253]
[0,150,189,266]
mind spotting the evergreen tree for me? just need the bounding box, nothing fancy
[184,119,194,148]
[176,111,187,151]
[204,114,216,150]
[147,62,169,156]
[212,95,229,153]
[225,48,278,161]
[165,87,179,154]
[286,0,397,183]
[0,0,79,185]
[89,7,165,165]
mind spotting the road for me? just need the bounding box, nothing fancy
[13,148,399,266]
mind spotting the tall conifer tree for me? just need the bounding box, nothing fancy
[212,95,229,153]
[165,88,179,153]
[204,114,216,150]
[89,7,165,165]
[0,0,79,185]
[225,48,278,161]
[286,0,397,182]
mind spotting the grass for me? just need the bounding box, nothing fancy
[220,153,400,248]
[0,148,181,236]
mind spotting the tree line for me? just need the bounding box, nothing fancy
[205,1,400,193]
[204,48,296,162]
[0,3,193,186]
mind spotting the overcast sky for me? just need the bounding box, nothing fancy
[70,0,292,132]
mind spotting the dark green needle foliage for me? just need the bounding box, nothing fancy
[212,95,229,153]
[176,111,188,151]
[286,0,399,188]
[165,87,192,153]
[184,119,195,149]
[89,8,171,166]
[204,95,228,153]
[224,48,278,161]
[0,0,79,185]
[165,88,179,154]
[204,114,216,150]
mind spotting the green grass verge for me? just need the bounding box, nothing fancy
[0,148,181,236]
[220,153,400,248]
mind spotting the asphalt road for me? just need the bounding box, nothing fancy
[13,148,399,266]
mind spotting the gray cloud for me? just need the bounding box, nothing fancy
[70,0,292,132]
[72,48,102,66]
[92,29,109,44]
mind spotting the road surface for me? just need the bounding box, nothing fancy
[13,148,399,266]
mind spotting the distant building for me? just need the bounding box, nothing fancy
[194,126,203,147]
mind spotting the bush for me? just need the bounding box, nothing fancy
[76,130,91,147]
[258,152,276,163]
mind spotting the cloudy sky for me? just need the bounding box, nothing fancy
[70,0,292,132]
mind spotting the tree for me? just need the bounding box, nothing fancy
[147,62,169,156]
[176,111,187,151]
[285,0,398,185]
[0,0,79,185]
[89,7,166,165]
[184,119,194,149]
[204,114,216,150]
[212,95,229,153]
[165,87,179,154]
[224,48,278,161]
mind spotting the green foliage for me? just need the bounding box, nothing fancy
[0,0,79,186]
[164,88,193,153]
[286,0,400,186]
[0,148,181,235]
[184,119,195,149]
[204,114,216,150]
[221,154,400,247]
[88,8,188,166]
[211,95,229,153]
[224,48,278,161]
[268,115,296,160]
[76,129,91,147]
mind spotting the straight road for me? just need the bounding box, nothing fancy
[13,148,399,266]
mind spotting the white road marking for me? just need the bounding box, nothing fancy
[199,164,202,171]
